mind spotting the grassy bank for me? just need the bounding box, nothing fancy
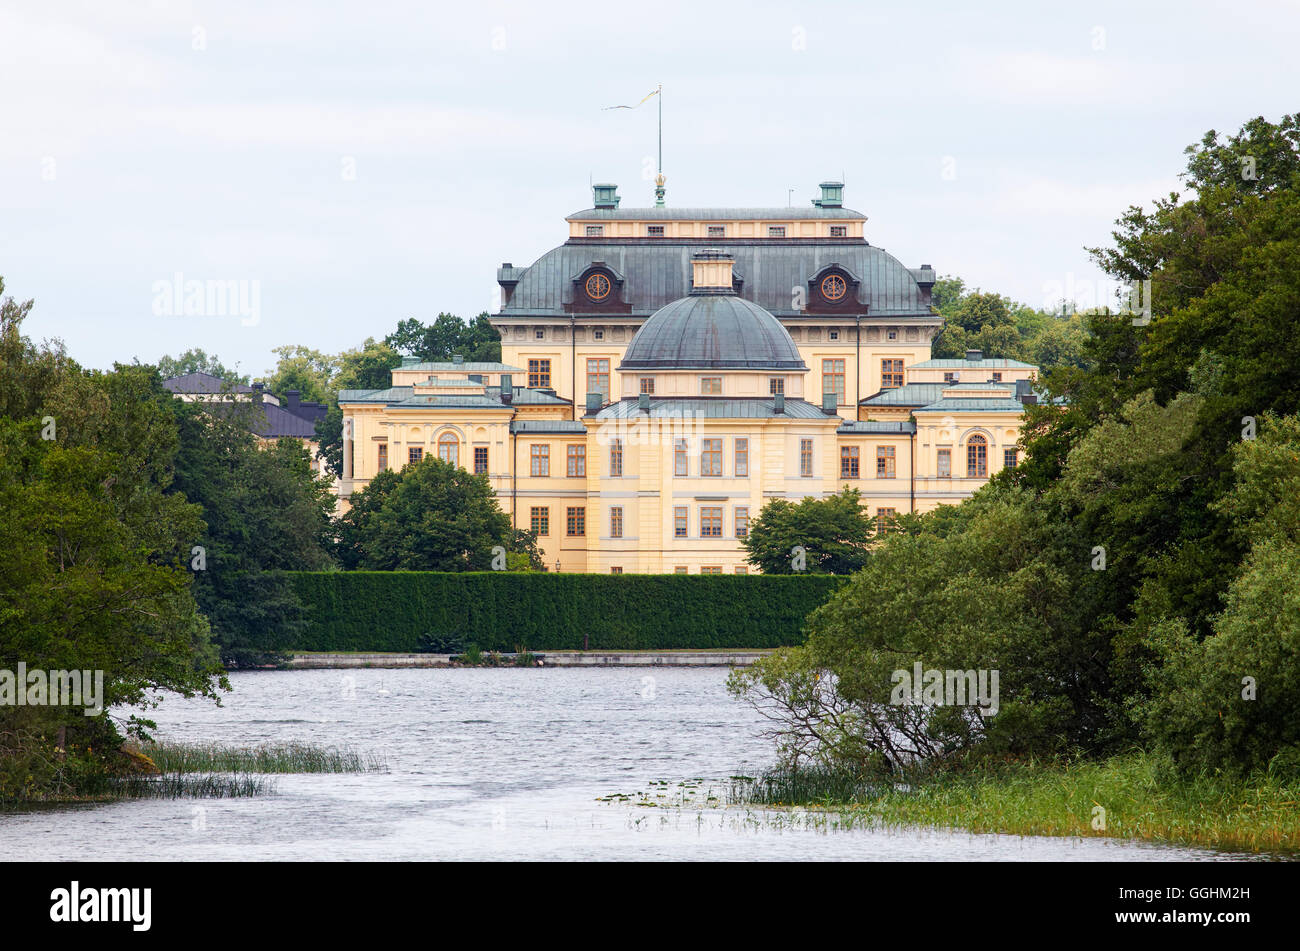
[729,754,1300,855]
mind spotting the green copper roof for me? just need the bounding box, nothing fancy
[567,207,867,221]
[860,383,945,406]
[910,358,1036,369]
[594,397,833,420]
[837,420,916,434]
[915,398,1027,413]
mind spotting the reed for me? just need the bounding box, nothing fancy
[729,754,1300,855]
[140,741,385,774]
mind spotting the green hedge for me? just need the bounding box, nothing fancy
[287,572,846,652]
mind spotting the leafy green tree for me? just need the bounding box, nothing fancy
[742,488,873,574]
[156,348,248,384]
[338,457,512,570]
[169,402,336,666]
[336,337,401,391]
[257,345,338,404]
[1,280,226,797]
[385,312,501,363]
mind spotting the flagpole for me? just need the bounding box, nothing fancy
[654,83,665,207]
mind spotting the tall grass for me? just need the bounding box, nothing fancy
[729,754,1300,854]
[141,741,385,774]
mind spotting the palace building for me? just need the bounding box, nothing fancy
[338,182,1039,573]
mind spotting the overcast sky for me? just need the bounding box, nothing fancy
[3,0,1297,378]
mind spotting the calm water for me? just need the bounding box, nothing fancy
[0,668,1249,860]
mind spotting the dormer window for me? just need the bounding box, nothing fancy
[768,226,786,237]
[821,274,847,302]
[585,225,604,237]
[646,225,665,237]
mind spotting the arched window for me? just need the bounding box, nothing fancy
[967,434,987,478]
[438,432,459,467]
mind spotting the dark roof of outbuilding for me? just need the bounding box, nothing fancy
[620,294,805,370]
[498,241,935,318]
[162,372,254,394]
[206,402,318,438]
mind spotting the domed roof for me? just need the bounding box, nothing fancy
[619,294,806,370]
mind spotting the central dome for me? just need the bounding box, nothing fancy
[619,294,806,370]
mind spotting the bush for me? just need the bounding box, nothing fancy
[287,572,844,652]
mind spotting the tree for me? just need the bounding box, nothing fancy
[742,488,873,575]
[169,401,336,666]
[385,312,501,363]
[1,280,226,798]
[336,337,401,391]
[156,348,248,384]
[256,345,338,404]
[337,457,513,570]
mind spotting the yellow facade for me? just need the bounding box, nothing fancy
[339,187,1041,572]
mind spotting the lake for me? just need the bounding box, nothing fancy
[0,668,1248,860]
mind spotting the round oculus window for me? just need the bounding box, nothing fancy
[821,274,847,301]
[585,273,611,301]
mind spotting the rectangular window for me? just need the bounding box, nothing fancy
[937,448,952,478]
[768,226,786,237]
[377,443,388,470]
[829,330,840,340]
[841,445,859,479]
[877,445,896,479]
[701,506,723,537]
[610,506,623,538]
[408,446,423,465]
[700,376,722,395]
[639,377,655,394]
[530,506,549,536]
[882,358,904,389]
[610,566,623,574]
[735,506,749,538]
[829,225,847,237]
[707,225,725,237]
[566,506,585,536]
[473,446,488,474]
[944,371,957,383]
[822,359,846,403]
[769,377,784,395]
[875,507,897,536]
[646,225,664,236]
[735,438,748,477]
[586,358,610,403]
[674,506,688,538]
[701,566,723,575]
[535,329,545,339]
[609,438,623,477]
[992,372,1003,383]
[674,439,688,477]
[734,566,748,574]
[528,358,551,388]
[800,438,814,477]
[593,329,604,340]
[674,566,688,574]
[585,225,604,237]
[701,438,722,476]
[567,444,586,477]
[530,443,549,477]
[1004,448,1018,469]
